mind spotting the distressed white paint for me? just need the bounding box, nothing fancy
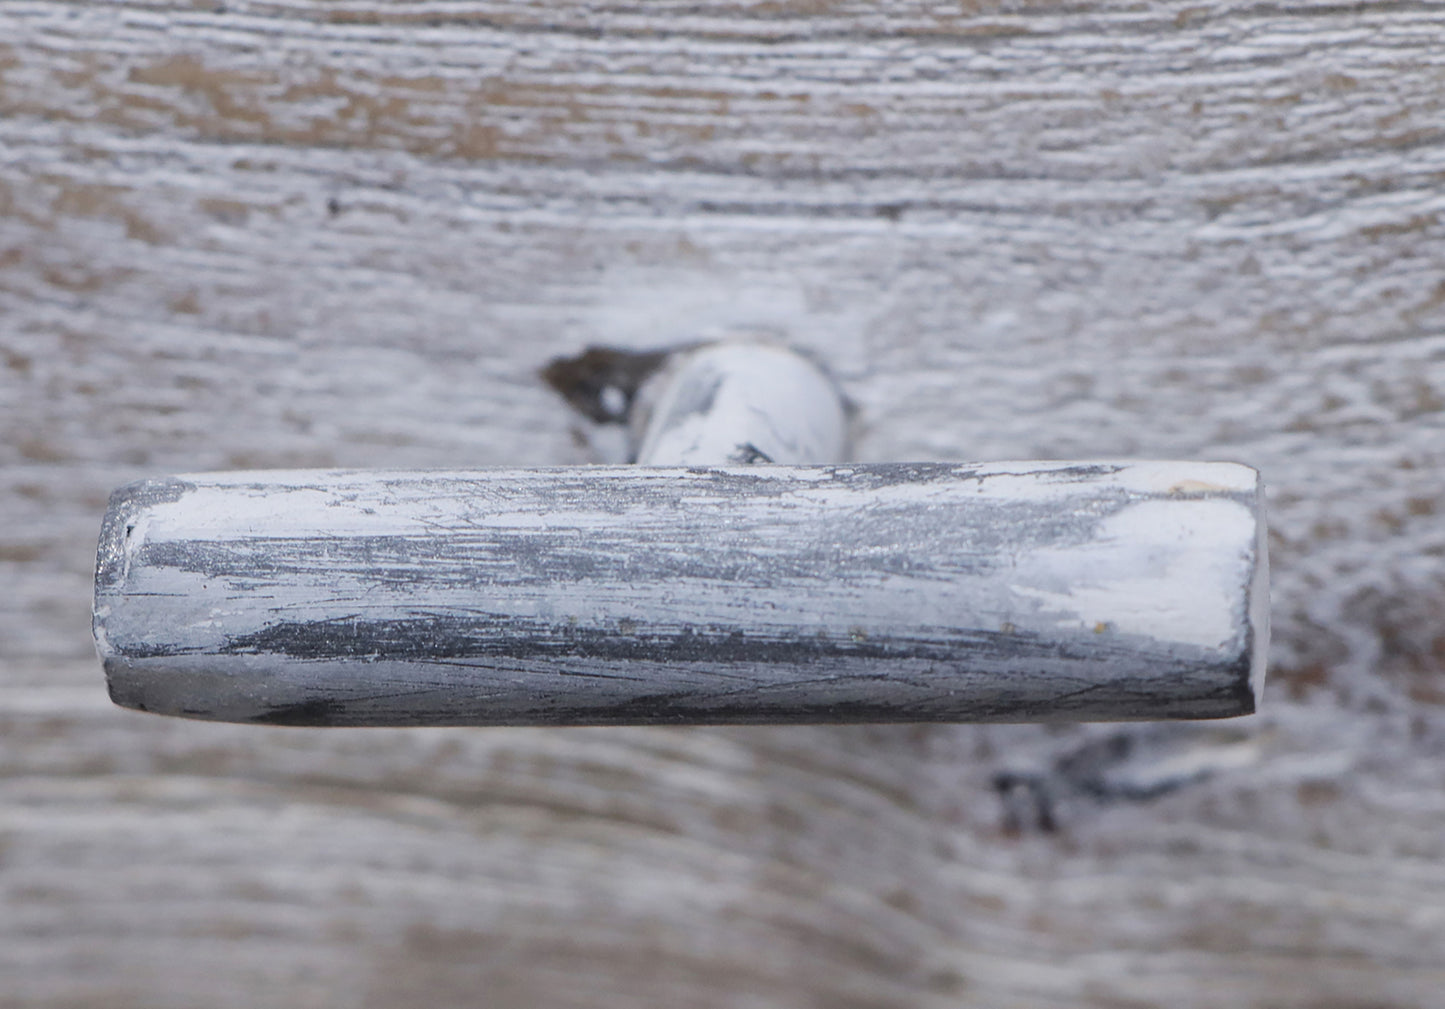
[1012,498,1257,650]
[93,462,1265,725]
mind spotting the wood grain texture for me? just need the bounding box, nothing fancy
[94,463,1264,725]
[3,0,1445,1006]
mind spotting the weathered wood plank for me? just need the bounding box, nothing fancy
[94,462,1266,725]
[3,0,1445,1006]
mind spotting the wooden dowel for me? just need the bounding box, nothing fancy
[631,342,849,465]
[93,461,1267,726]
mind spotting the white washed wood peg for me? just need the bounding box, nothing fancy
[93,344,1267,726]
[631,342,849,465]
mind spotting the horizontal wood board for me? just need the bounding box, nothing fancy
[3,1,1445,1006]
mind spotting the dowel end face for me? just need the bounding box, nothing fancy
[1245,466,1271,713]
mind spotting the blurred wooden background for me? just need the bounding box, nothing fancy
[2,2,1444,1006]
